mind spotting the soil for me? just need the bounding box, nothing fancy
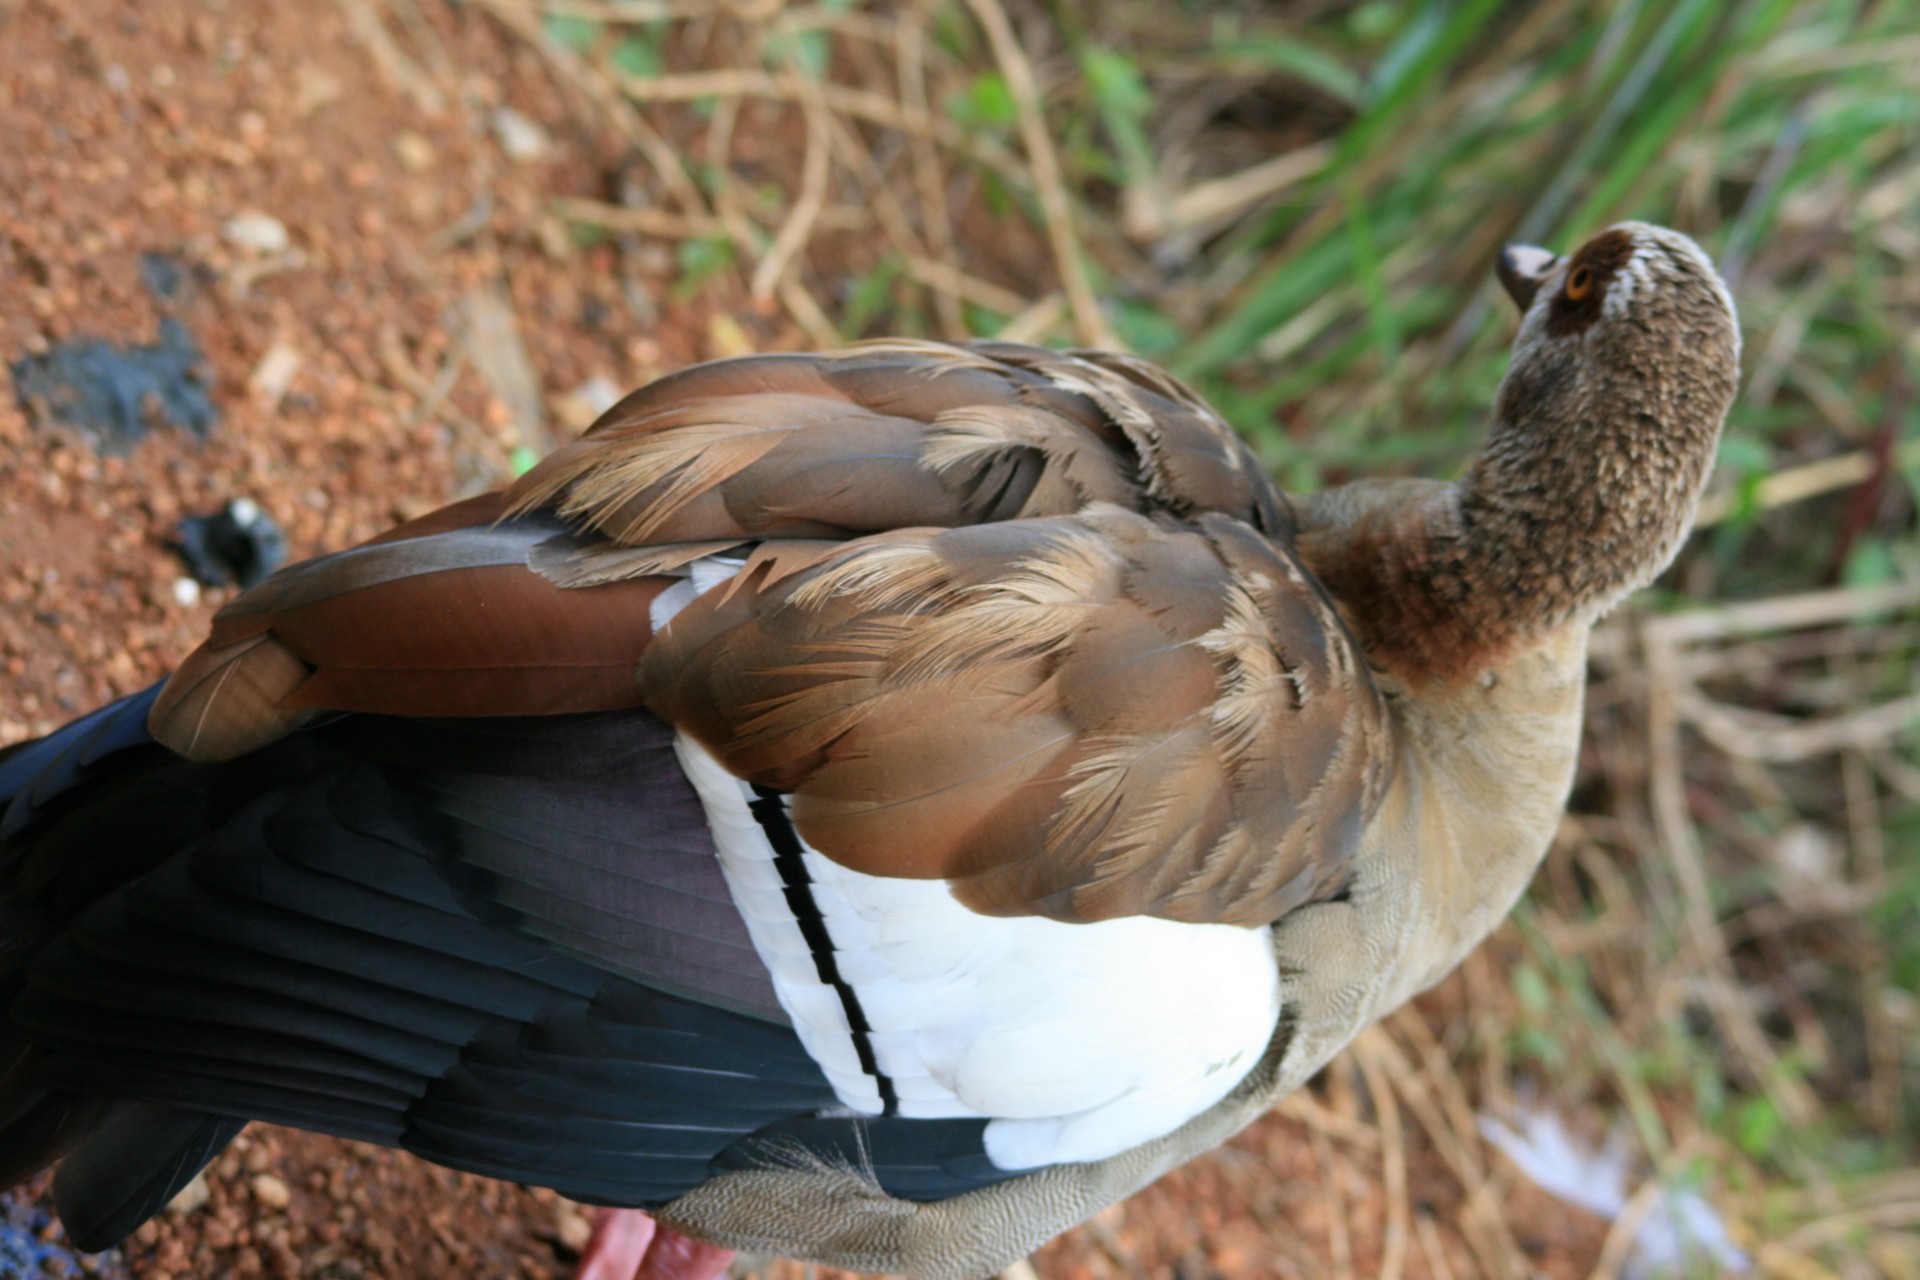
[0,1,1611,1276]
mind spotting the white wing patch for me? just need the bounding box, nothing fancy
[658,555,1282,1169]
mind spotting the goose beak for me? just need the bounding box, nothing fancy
[1495,244,1559,311]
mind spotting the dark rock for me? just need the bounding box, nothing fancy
[10,317,218,453]
[173,499,288,589]
[139,252,187,300]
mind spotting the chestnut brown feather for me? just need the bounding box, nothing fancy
[149,521,672,760]
[151,561,671,760]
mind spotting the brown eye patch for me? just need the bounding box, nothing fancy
[1545,228,1635,337]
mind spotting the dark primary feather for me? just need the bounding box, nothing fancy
[0,695,1018,1245]
[0,684,162,840]
[50,1104,244,1251]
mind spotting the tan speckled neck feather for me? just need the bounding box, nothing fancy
[1298,223,1739,685]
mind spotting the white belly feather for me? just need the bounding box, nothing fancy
[656,557,1282,1170]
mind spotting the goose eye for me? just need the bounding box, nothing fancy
[1564,264,1594,302]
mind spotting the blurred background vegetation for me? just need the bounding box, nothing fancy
[499,0,1918,1274]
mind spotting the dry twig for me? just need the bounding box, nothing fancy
[960,0,1116,348]
[750,74,833,302]
[475,0,711,220]
[1353,1036,1410,1280]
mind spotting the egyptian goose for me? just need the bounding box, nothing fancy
[0,222,1737,1279]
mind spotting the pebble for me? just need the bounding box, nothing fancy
[250,1175,292,1210]
[393,131,436,172]
[247,340,304,412]
[492,107,551,161]
[554,1205,592,1253]
[172,577,202,608]
[705,314,756,359]
[167,1173,211,1216]
[551,375,622,433]
[225,211,290,255]
[293,66,344,116]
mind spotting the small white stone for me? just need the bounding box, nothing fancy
[393,131,436,172]
[172,577,202,608]
[166,1173,210,1216]
[493,107,552,162]
[552,375,623,432]
[1775,823,1834,879]
[249,1172,291,1209]
[575,375,621,417]
[554,1203,593,1253]
[224,211,290,255]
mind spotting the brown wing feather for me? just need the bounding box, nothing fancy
[638,507,1388,926]
[148,630,319,763]
[504,341,1289,554]
[149,340,1367,927]
[150,520,668,761]
[361,491,511,544]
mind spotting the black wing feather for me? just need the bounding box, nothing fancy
[1,691,1020,1246]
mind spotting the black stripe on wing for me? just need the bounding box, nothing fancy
[749,784,900,1118]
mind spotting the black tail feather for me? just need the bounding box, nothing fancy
[0,1080,109,1192]
[50,1102,243,1252]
